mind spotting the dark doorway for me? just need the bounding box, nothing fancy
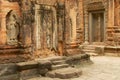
[89,11,105,43]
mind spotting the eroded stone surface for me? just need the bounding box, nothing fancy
[27,56,120,80]
[46,67,82,79]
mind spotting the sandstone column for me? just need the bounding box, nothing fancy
[35,4,41,49]
[108,0,114,27]
[69,7,77,41]
[84,9,89,44]
[52,7,58,51]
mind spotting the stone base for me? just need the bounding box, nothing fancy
[66,54,90,65]
[0,74,19,80]
[104,46,120,56]
[0,46,32,64]
[95,46,104,55]
[46,67,82,79]
[0,55,91,80]
[19,69,39,80]
[66,48,82,56]
[0,63,19,80]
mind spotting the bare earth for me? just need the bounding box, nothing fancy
[28,56,120,80]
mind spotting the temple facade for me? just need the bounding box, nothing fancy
[0,0,120,63]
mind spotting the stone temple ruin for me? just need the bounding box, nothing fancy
[0,0,120,80]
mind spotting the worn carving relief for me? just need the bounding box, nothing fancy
[6,10,20,45]
[66,0,79,42]
[41,6,53,49]
[35,4,57,51]
[57,3,65,41]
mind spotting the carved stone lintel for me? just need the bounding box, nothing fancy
[87,2,105,11]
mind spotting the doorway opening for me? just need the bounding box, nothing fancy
[89,11,105,44]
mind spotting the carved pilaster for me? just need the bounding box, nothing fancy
[84,9,89,44]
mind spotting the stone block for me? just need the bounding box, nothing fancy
[47,68,82,79]
[52,64,69,70]
[38,60,52,75]
[20,69,39,80]
[95,46,104,55]
[56,68,82,79]
[66,54,90,65]
[0,74,19,80]
[46,71,55,78]
[39,68,49,76]
[16,61,38,71]
[38,60,52,70]
[0,63,17,77]
[52,60,65,65]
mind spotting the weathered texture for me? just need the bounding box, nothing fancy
[16,61,38,71]
[0,0,120,79]
[0,0,21,45]
[0,64,17,76]
[66,54,90,65]
[47,67,82,79]
[38,60,52,75]
[0,46,32,63]
[0,74,19,80]
[0,63,19,80]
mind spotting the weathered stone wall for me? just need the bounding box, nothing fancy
[0,0,33,64]
[83,0,120,54]
[106,0,120,46]
[0,0,21,45]
[64,0,84,55]
[83,0,108,44]
[0,0,120,63]
[65,0,84,44]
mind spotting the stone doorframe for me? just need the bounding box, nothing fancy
[83,1,108,45]
[88,10,106,44]
[35,4,58,50]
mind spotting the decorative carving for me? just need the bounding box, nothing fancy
[57,3,65,41]
[40,5,53,49]
[87,2,105,11]
[6,10,20,45]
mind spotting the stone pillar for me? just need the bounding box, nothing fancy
[57,3,65,56]
[108,0,114,27]
[114,0,119,26]
[98,14,101,42]
[0,15,7,45]
[84,9,89,44]
[79,0,84,43]
[52,7,58,51]
[35,4,41,49]
[0,1,6,45]
[21,0,34,47]
[69,7,77,41]
[89,12,92,43]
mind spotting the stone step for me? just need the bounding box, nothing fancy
[83,45,96,49]
[82,50,95,53]
[86,52,98,56]
[52,64,69,70]
[83,48,95,50]
[47,56,66,62]
[16,61,38,71]
[83,47,96,50]
[46,67,82,79]
[35,56,66,62]
[51,60,65,65]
